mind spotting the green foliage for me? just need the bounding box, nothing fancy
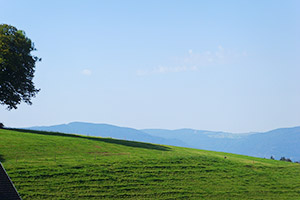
[0,24,40,110]
[1,129,300,199]
[280,157,292,162]
[270,155,275,160]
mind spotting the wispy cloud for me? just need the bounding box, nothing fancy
[137,46,247,76]
[82,69,92,76]
[137,65,198,76]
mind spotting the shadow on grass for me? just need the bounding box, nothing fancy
[7,128,171,151]
[0,155,4,163]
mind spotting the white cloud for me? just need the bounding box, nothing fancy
[137,46,247,76]
[136,65,198,76]
[82,69,92,76]
[153,65,198,74]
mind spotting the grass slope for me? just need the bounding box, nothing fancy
[1,129,300,199]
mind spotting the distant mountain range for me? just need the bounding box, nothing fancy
[27,122,300,161]
[28,122,186,147]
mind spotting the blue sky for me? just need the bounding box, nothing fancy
[1,0,300,133]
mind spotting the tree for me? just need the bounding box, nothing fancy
[280,156,292,162]
[0,24,40,110]
[280,157,286,161]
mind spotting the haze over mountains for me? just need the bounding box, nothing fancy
[28,122,300,161]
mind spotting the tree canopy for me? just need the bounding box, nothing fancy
[0,24,40,110]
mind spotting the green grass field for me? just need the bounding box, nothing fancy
[1,128,300,199]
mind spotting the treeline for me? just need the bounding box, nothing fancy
[270,156,300,163]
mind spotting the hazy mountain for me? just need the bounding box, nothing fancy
[143,127,300,161]
[232,127,300,160]
[27,122,300,161]
[28,122,186,147]
[142,128,245,152]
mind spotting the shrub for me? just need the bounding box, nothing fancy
[280,157,292,162]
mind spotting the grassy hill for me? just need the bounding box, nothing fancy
[1,129,300,199]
